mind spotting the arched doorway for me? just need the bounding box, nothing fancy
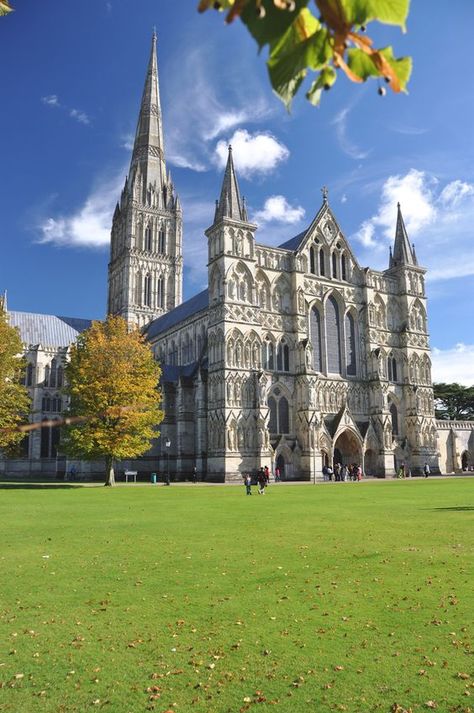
[364,449,377,476]
[276,454,285,479]
[461,451,469,471]
[333,430,362,468]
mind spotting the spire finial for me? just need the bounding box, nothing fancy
[152,26,157,41]
[228,144,232,153]
[321,185,329,203]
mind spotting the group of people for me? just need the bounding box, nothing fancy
[244,465,275,495]
[323,462,363,482]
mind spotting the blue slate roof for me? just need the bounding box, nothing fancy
[278,229,308,252]
[9,311,92,348]
[145,289,209,341]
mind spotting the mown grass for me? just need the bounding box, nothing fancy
[0,479,473,713]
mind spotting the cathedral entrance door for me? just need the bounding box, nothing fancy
[276,454,286,480]
[333,430,362,469]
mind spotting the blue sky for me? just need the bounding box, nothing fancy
[0,1,473,384]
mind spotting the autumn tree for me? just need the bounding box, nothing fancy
[63,316,163,486]
[434,383,474,422]
[198,0,412,107]
[0,304,30,454]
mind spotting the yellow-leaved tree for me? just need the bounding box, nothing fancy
[63,316,163,486]
[0,303,30,453]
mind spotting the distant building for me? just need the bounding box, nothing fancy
[2,33,472,480]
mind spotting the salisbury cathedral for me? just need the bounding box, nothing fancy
[2,34,472,481]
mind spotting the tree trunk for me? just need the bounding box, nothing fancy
[104,456,115,486]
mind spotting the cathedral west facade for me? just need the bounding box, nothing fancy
[107,34,440,481]
[2,33,472,481]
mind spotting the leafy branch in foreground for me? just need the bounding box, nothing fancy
[198,0,412,108]
[0,1,13,17]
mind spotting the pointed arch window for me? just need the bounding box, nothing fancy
[157,276,165,308]
[49,359,58,388]
[310,307,323,372]
[278,397,289,434]
[276,340,290,372]
[390,403,399,435]
[144,273,152,307]
[26,363,34,387]
[268,389,290,434]
[145,225,153,252]
[341,254,347,281]
[262,339,275,370]
[319,250,325,276]
[158,228,165,254]
[388,355,398,382]
[345,311,357,376]
[332,252,338,278]
[326,296,342,374]
[135,272,143,305]
[310,246,316,274]
[268,397,277,433]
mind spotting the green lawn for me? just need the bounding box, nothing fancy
[0,480,473,713]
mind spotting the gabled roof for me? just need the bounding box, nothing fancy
[145,289,209,341]
[9,311,92,348]
[278,229,308,251]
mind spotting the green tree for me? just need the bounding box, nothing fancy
[198,0,412,107]
[0,304,30,454]
[434,382,474,422]
[63,316,163,486]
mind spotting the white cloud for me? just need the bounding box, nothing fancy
[432,343,474,386]
[332,104,370,160]
[352,169,474,280]
[38,171,125,248]
[354,169,437,248]
[70,108,91,125]
[214,129,289,178]
[121,133,134,151]
[254,195,305,225]
[42,94,60,107]
[164,45,274,173]
[439,180,474,208]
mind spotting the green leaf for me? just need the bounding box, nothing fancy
[380,46,412,89]
[241,0,310,49]
[0,0,13,16]
[347,45,411,90]
[339,0,410,31]
[306,65,337,106]
[267,9,331,108]
[347,47,380,81]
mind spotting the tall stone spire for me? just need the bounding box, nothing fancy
[130,30,166,193]
[390,202,417,268]
[214,145,246,222]
[107,30,183,329]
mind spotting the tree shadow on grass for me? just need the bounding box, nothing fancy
[430,506,474,512]
[0,482,86,490]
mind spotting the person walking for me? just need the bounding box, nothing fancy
[264,465,270,485]
[192,466,198,483]
[244,473,252,495]
[423,462,430,478]
[341,464,348,482]
[257,468,266,495]
[275,466,281,482]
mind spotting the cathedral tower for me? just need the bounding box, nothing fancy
[107,32,183,328]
